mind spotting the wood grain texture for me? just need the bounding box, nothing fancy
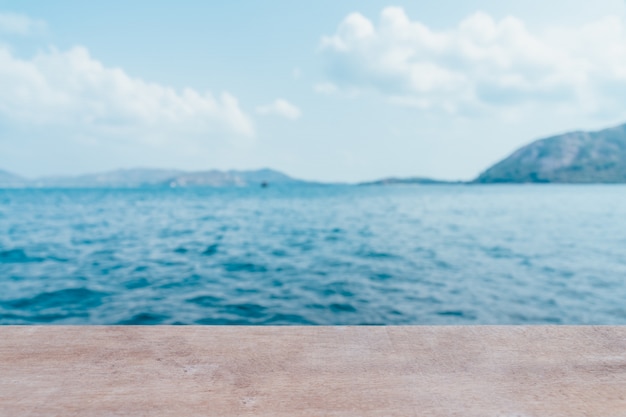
[1,326,625,416]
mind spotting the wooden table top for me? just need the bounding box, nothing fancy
[1,326,625,416]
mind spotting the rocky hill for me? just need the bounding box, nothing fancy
[476,123,626,183]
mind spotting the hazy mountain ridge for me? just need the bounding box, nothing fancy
[476,123,626,183]
[34,169,188,188]
[0,168,309,188]
[0,169,27,187]
[5,122,626,187]
[165,169,303,187]
[358,177,459,186]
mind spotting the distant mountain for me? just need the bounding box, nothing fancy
[476,123,626,183]
[1,167,309,188]
[0,169,26,187]
[359,177,458,186]
[164,168,305,187]
[33,168,186,188]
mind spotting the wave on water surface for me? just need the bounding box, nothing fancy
[1,185,626,324]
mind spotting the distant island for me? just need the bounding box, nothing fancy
[475,123,626,183]
[358,177,460,186]
[0,169,25,187]
[0,168,312,188]
[3,122,626,187]
[363,122,626,185]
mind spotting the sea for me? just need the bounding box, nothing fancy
[1,184,625,325]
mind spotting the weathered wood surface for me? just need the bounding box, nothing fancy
[1,326,626,416]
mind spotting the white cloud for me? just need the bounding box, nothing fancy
[320,7,626,116]
[256,99,302,120]
[0,44,255,144]
[0,12,45,35]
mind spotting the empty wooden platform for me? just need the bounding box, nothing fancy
[1,326,626,416]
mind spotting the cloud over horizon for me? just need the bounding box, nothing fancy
[0,42,255,149]
[320,7,626,117]
[256,99,302,120]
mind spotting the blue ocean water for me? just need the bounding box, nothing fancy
[1,185,626,325]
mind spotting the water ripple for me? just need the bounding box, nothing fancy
[1,185,626,324]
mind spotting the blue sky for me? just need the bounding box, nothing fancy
[1,0,626,182]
